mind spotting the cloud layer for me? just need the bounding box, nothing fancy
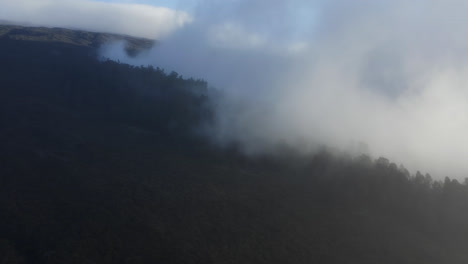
[0,0,192,38]
[100,0,468,178]
[7,0,468,178]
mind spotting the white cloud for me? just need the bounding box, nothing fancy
[0,0,192,39]
[208,23,266,50]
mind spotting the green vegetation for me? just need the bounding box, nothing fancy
[0,24,155,56]
[1,29,468,263]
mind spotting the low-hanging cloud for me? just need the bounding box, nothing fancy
[0,0,192,39]
[98,0,468,178]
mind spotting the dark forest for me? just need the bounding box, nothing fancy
[1,28,468,264]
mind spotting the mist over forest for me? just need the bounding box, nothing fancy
[93,0,468,179]
[3,1,468,263]
[0,23,468,263]
[4,0,468,177]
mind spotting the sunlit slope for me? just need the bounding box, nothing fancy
[0,24,155,56]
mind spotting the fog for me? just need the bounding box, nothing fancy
[97,0,468,179]
[4,0,468,178]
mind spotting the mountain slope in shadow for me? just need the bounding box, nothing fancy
[0,28,468,264]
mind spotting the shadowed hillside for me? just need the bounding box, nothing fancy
[2,30,468,264]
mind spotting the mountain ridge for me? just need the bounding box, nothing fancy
[0,23,155,56]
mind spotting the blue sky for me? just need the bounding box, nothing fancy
[95,0,186,10]
[96,0,172,6]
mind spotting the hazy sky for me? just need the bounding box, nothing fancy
[0,0,193,38]
[4,0,468,178]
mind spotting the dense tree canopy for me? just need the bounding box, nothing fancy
[1,34,468,264]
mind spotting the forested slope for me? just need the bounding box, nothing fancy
[0,24,155,56]
[1,32,468,264]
